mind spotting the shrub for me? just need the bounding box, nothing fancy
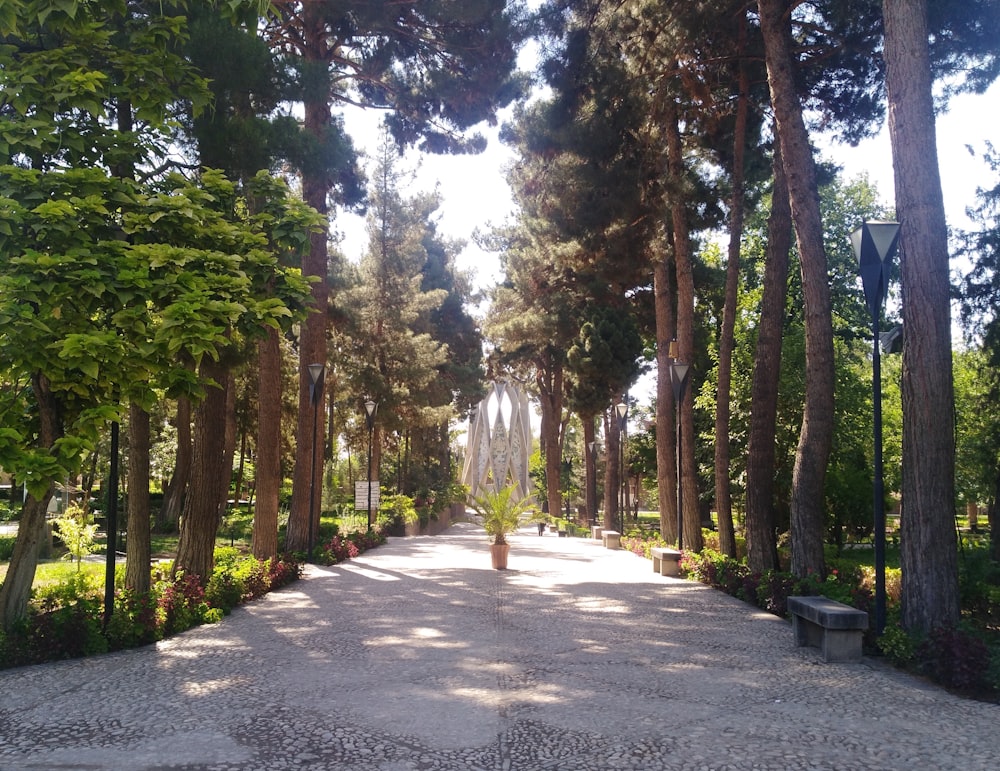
[104,589,161,650]
[157,573,209,637]
[877,622,917,667]
[205,570,244,614]
[0,552,303,670]
[0,535,15,561]
[916,625,992,693]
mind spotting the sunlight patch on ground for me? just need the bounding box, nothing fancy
[339,563,400,581]
[179,677,249,697]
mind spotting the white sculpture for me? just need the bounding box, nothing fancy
[461,381,532,501]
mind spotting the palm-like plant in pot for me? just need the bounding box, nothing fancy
[470,484,536,569]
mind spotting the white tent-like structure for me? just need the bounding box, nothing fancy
[461,381,532,500]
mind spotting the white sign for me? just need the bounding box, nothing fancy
[354,481,380,510]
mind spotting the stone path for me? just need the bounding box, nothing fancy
[1,522,997,770]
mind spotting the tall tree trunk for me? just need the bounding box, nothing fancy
[654,254,678,544]
[988,467,999,562]
[583,414,598,525]
[883,0,959,633]
[536,361,564,521]
[758,0,834,579]
[253,328,282,560]
[159,396,191,531]
[665,105,702,552]
[175,359,232,582]
[288,5,330,554]
[0,373,59,631]
[745,141,792,574]
[125,403,151,594]
[715,19,750,558]
[602,406,621,531]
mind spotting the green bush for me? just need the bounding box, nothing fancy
[877,623,917,667]
[0,546,308,670]
[0,535,15,561]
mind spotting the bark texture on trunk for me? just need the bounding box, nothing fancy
[583,416,598,526]
[159,396,191,530]
[175,359,233,583]
[666,105,702,552]
[125,402,151,594]
[0,373,59,631]
[253,328,282,560]
[288,6,331,554]
[758,0,834,578]
[654,255,678,544]
[715,24,750,557]
[602,406,621,532]
[745,141,792,574]
[883,0,959,633]
[536,362,564,522]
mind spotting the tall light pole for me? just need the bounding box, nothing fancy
[669,340,691,550]
[615,402,628,534]
[364,399,378,530]
[306,363,325,562]
[852,220,900,637]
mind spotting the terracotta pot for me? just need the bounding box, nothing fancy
[490,543,510,570]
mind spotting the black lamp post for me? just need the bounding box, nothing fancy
[103,420,119,629]
[851,219,901,637]
[306,364,325,562]
[669,340,691,550]
[615,402,628,534]
[364,399,378,530]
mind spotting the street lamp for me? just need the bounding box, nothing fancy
[669,340,691,550]
[615,401,628,534]
[364,399,378,530]
[851,219,901,637]
[307,363,325,562]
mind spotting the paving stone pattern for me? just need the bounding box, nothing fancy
[1,522,997,770]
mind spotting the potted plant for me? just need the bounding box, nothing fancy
[470,484,537,569]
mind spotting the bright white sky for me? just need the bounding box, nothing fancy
[337,79,999,297]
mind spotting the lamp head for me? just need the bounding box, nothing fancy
[851,220,900,316]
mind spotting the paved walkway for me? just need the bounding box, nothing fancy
[1,523,997,770]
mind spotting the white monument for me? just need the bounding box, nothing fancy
[461,381,532,500]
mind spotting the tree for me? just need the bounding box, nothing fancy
[336,135,453,508]
[264,0,525,553]
[882,0,960,633]
[757,0,837,579]
[960,147,1000,559]
[744,143,793,572]
[565,307,644,527]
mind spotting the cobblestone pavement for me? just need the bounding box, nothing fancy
[1,522,997,770]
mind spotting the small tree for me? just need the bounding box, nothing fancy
[52,505,99,572]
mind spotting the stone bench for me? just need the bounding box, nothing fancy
[787,596,868,662]
[602,530,621,549]
[650,546,682,577]
[591,526,604,540]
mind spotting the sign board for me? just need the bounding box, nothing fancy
[354,481,380,511]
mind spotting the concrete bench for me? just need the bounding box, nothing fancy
[787,596,868,662]
[650,547,682,577]
[591,526,604,540]
[602,530,621,549]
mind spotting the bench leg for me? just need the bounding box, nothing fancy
[792,615,823,649]
[652,555,661,573]
[822,629,863,663]
[659,558,680,577]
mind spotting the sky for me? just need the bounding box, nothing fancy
[338,78,999,299]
